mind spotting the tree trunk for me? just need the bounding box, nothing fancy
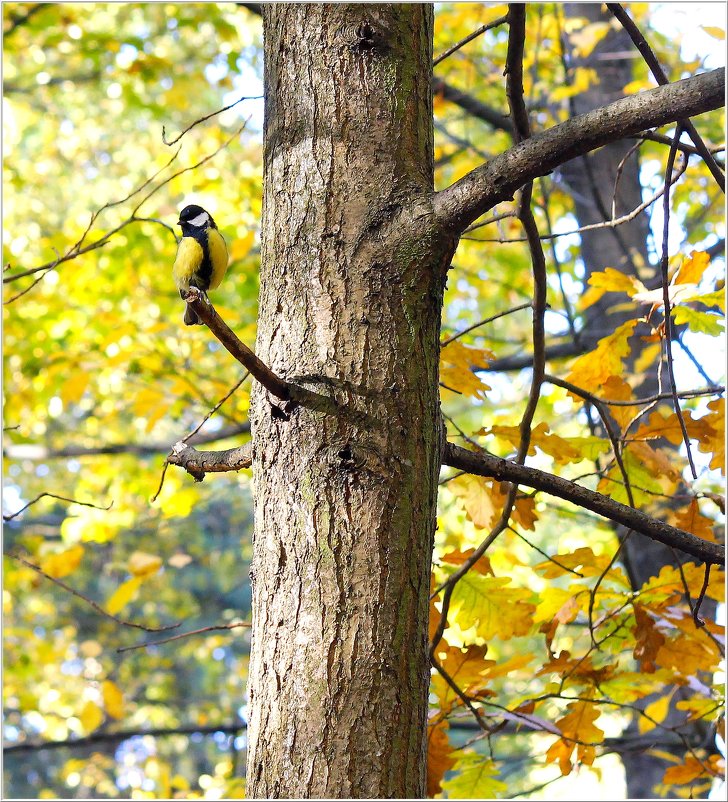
[246,5,453,798]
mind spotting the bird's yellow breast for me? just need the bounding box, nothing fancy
[206,228,228,290]
[172,237,204,291]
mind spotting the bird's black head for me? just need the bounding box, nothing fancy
[178,204,215,233]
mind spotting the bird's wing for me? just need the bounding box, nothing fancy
[206,228,229,290]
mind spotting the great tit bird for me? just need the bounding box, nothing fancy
[173,204,228,325]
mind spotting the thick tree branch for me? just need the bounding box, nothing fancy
[441,443,724,565]
[434,68,725,234]
[184,288,292,401]
[167,441,252,482]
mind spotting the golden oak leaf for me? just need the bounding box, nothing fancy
[512,495,538,530]
[450,575,536,641]
[565,320,637,391]
[479,422,583,465]
[579,266,645,310]
[633,408,692,445]
[545,737,574,776]
[40,545,84,579]
[432,644,493,711]
[663,755,715,785]
[555,701,605,746]
[102,680,124,720]
[440,340,494,399]
[598,375,640,431]
[448,474,506,530]
[106,576,142,614]
[638,693,673,733]
[427,719,456,798]
[654,633,716,675]
[671,499,717,542]
[691,397,724,473]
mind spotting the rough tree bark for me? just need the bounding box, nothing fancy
[246,5,453,798]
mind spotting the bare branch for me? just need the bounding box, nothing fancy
[441,443,724,565]
[434,69,725,234]
[3,493,111,522]
[117,621,251,653]
[167,441,252,481]
[6,553,181,632]
[433,15,509,67]
[162,94,261,146]
[4,723,245,755]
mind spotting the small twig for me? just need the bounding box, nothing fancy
[117,621,251,653]
[433,15,509,67]
[692,564,711,628]
[3,492,112,522]
[441,302,532,346]
[634,131,726,158]
[6,553,180,633]
[162,95,261,146]
[606,3,725,192]
[429,655,490,731]
[658,128,698,480]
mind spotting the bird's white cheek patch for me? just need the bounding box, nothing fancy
[188,212,210,227]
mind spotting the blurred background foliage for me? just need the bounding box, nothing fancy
[3,2,725,799]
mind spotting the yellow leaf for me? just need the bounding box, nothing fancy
[674,250,711,285]
[106,576,142,614]
[623,78,655,94]
[128,551,162,578]
[59,372,90,406]
[701,25,725,40]
[40,545,84,579]
[565,320,637,393]
[79,700,104,733]
[102,680,125,720]
[579,267,646,311]
[440,340,494,399]
[638,693,672,733]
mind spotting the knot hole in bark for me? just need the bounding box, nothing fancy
[342,20,384,55]
[338,443,355,468]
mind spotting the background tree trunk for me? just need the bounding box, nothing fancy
[246,5,453,798]
[562,5,719,796]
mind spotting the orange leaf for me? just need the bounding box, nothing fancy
[440,548,493,576]
[632,604,665,673]
[674,250,711,285]
[427,718,456,797]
